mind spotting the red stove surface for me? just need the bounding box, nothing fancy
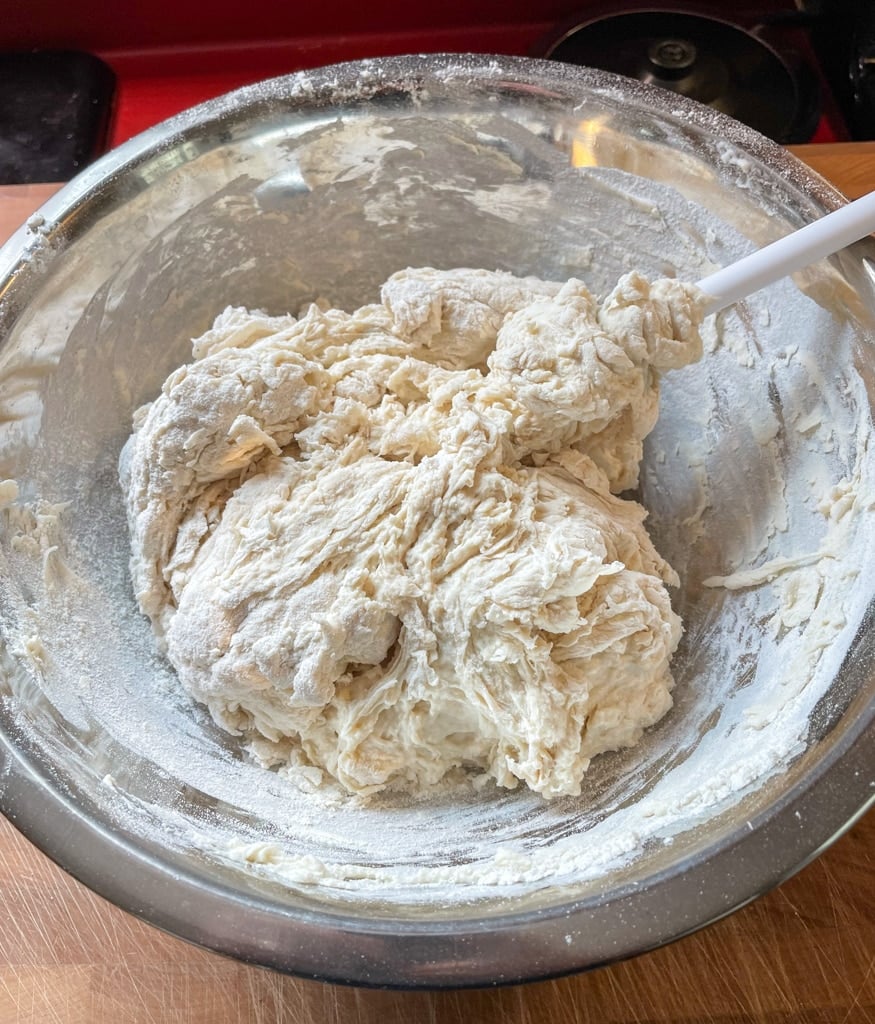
[99,26,553,147]
[3,0,563,146]
[2,0,848,147]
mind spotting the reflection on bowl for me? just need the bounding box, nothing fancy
[0,54,872,987]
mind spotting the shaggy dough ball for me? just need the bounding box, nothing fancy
[120,268,704,799]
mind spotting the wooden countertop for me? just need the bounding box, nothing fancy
[1,145,873,1024]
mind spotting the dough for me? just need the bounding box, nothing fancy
[120,268,704,799]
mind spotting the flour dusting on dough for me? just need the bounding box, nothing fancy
[119,268,704,800]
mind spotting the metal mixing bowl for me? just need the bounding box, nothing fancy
[0,54,872,987]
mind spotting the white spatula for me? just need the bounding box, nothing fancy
[696,190,875,315]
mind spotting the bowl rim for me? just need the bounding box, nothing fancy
[0,52,872,988]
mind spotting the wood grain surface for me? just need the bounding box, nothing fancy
[0,146,873,1024]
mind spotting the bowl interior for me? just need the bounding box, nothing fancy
[0,56,872,973]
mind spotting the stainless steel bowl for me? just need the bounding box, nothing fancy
[0,54,872,988]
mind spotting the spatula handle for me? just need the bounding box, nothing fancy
[696,190,875,315]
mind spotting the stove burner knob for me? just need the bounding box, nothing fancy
[647,38,697,79]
